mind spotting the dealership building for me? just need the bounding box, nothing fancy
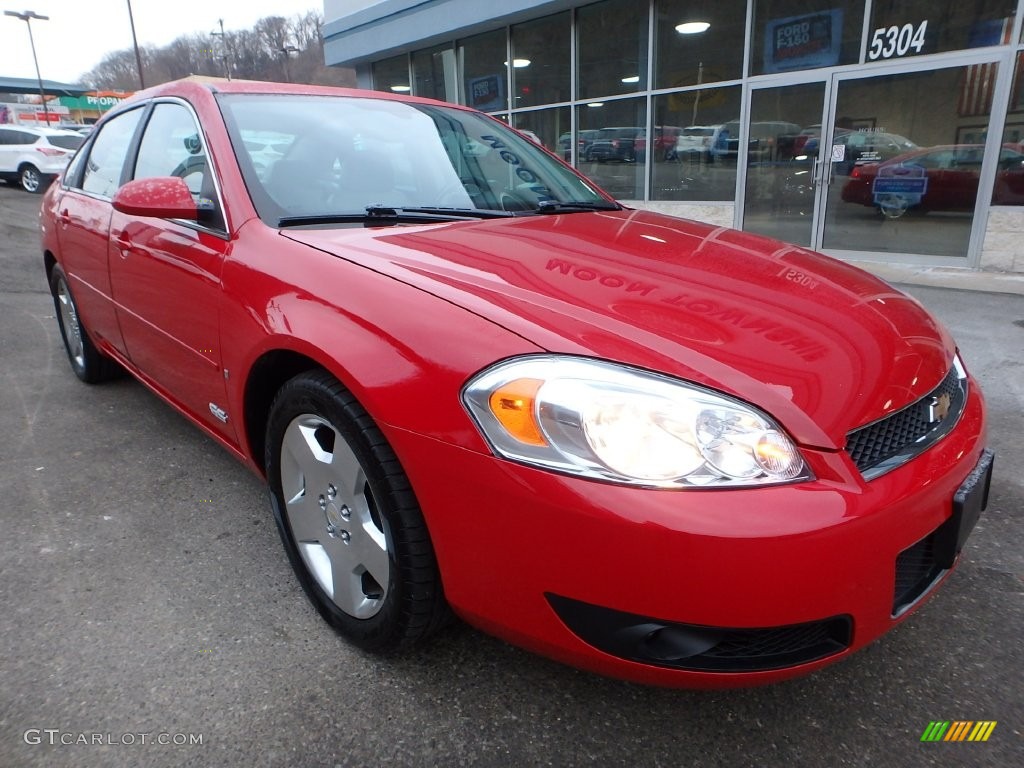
[323,0,1024,274]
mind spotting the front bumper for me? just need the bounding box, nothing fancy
[385,381,988,688]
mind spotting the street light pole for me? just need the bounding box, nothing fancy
[125,0,145,89]
[3,9,51,125]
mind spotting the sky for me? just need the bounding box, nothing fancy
[1,1,322,85]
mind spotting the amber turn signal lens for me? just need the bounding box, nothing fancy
[488,378,547,446]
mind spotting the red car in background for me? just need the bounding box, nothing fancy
[842,144,1024,218]
[39,79,991,688]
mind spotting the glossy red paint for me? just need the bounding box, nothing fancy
[112,176,199,219]
[39,79,990,687]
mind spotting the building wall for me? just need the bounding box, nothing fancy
[324,0,1024,274]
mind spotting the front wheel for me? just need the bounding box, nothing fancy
[265,371,448,651]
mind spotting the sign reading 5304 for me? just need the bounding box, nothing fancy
[868,20,928,60]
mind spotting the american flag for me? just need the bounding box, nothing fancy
[958,17,1015,117]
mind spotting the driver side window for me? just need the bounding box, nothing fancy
[134,102,225,232]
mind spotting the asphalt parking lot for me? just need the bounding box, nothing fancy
[0,183,1021,768]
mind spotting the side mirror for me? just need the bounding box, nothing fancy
[111,176,198,220]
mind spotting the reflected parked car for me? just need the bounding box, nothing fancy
[830,130,917,175]
[0,125,84,192]
[557,129,600,161]
[584,126,643,162]
[40,78,991,689]
[711,120,802,162]
[635,125,683,162]
[673,125,724,163]
[841,144,1024,217]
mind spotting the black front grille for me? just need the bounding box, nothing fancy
[893,534,943,616]
[547,594,852,673]
[846,364,966,479]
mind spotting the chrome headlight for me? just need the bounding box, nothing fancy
[462,356,812,488]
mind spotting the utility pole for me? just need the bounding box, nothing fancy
[279,44,298,83]
[3,10,51,125]
[125,0,145,89]
[211,18,231,80]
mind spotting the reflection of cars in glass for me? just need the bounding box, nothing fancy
[673,125,723,163]
[841,144,1024,218]
[584,126,643,162]
[0,125,84,193]
[635,125,683,162]
[830,131,917,175]
[557,129,599,161]
[711,121,802,162]
[41,79,992,689]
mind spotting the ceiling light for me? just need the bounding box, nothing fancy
[390,85,411,92]
[504,58,532,68]
[586,102,604,108]
[676,21,711,34]
[621,75,640,84]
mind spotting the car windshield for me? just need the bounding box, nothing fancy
[217,93,613,223]
[683,128,714,137]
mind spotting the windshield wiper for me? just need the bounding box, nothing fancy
[278,205,514,228]
[534,200,622,214]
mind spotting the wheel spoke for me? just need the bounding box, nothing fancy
[353,521,390,591]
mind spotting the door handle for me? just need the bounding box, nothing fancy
[59,209,71,225]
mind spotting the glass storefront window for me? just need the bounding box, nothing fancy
[650,86,742,201]
[372,55,411,95]
[997,51,1024,204]
[459,30,508,112]
[822,66,998,257]
[412,45,457,102]
[512,13,571,108]
[655,0,747,88]
[742,82,827,245]
[578,0,648,98]
[869,1,1015,61]
[751,0,864,76]
[577,97,648,200]
[513,107,570,156]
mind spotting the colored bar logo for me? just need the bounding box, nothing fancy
[921,721,997,742]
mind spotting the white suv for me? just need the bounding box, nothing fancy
[0,126,84,193]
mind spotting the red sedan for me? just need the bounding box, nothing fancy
[40,79,992,688]
[842,143,1024,218]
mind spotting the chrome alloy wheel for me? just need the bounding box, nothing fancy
[279,414,390,619]
[55,276,85,369]
[21,165,41,193]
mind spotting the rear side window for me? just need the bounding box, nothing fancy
[81,108,144,198]
[48,135,84,151]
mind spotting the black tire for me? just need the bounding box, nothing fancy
[50,264,121,383]
[265,370,448,652]
[20,164,46,194]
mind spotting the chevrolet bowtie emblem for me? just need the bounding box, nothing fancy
[928,393,952,424]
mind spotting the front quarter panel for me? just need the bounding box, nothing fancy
[219,220,543,471]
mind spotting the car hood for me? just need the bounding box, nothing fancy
[281,210,953,449]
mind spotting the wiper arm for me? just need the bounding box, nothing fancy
[534,200,622,214]
[278,205,514,227]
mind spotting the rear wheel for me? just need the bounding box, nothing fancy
[20,164,45,194]
[50,264,121,383]
[265,370,448,651]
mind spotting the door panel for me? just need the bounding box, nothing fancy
[107,101,237,443]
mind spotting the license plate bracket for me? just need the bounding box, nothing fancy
[935,449,994,569]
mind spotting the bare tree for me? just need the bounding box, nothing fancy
[81,11,355,90]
